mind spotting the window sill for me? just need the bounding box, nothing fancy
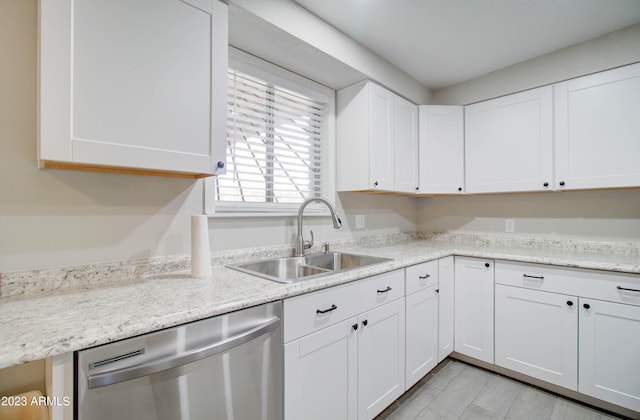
[205,211,332,219]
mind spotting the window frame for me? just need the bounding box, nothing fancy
[204,47,336,216]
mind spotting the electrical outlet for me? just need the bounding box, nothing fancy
[355,215,366,229]
[505,219,515,233]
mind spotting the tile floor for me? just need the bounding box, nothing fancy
[376,359,626,420]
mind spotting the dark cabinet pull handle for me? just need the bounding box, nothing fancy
[523,274,544,280]
[458,187,462,192]
[352,323,358,331]
[543,182,549,187]
[559,181,566,186]
[374,181,379,187]
[316,304,337,314]
[362,320,368,327]
[377,286,392,293]
[415,186,419,191]
[617,286,640,293]
[419,274,431,279]
[435,289,440,294]
[566,300,574,307]
[583,303,591,310]
[485,263,490,268]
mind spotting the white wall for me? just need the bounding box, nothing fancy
[420,25,640,242]
[208,193,418,251]
[229,0,431,104]
[0,0,417,273]
[417,190,640,242]
[432,23,640,105]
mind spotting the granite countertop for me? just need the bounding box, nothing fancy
[1,233,639,369]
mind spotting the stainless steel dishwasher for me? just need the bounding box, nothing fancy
[76,301,283,420]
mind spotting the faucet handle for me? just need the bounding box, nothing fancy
[303,230,314,250]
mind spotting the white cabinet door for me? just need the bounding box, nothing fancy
[579,298,640,412]
[358,299,405,420]
[39,0,227,177]
[454,257,494,363]
[284,317,358,420]
[418,106,465,194]
[394,96,419,193]
[495,285,578,390]
[438,256,455,363]
[405,285,438,389]
[465,87,553,193]
[338,81,419,193]
[369,84,395,191]
[555,63,640,191]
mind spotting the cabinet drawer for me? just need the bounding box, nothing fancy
[405,260,438,294]
[495,261,640,306]
[358,269,405,310]
[284,270,404,343]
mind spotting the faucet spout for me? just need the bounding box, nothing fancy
[296,197,342,256]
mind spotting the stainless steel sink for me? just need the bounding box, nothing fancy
[227,252,392,284]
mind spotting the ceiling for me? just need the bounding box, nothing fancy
[292,0,640,90]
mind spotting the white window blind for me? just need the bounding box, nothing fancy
[215,69,326,210]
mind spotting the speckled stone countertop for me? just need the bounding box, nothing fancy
[1,233,639,369]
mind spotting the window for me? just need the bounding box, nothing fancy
[208,48,335,215]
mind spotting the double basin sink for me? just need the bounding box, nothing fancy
[227,252,392,284]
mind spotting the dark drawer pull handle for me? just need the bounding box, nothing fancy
[352,323,358,331]
[617,286,640,293]
[583,303,591,310]
[316,304,337,314]
[377,286,392,293]
[566,300,574,307]
[523,274,544,280]
[419,274,431,279]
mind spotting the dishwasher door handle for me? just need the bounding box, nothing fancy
[88,316,280,389]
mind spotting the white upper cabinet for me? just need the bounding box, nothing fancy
[554,63,640,191]
[39,0,228,177]
[337,81,418,192]
[465,87,553,193]
[369,84,396,191]
[418,106,464,194]
[394,96,420,193]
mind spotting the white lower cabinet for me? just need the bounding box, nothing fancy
[454,257,495,363]
[495,285,578,390]
[405,285,438,389]
[358,299,406,419]
[405,260,440,389]
[284,270,405,420]
[284,317,358,420]
[579,298,640,412]
[495,260,640,413]
[285,257,640,419]
[437,256,455,362]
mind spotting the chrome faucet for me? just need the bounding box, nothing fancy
[296,197,342,256]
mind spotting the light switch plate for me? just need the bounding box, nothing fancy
[355,214,365,229]
[505,219,515,233]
